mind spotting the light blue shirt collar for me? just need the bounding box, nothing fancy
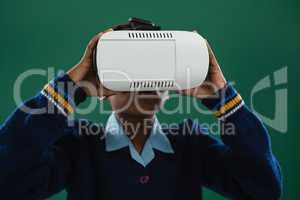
[105,112,174,167]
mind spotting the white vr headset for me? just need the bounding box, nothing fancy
[93,30,209,91]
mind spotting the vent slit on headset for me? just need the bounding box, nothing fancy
[129,80,175,89]
[127,32,174,39]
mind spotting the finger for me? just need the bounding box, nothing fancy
[205,40,214,58]
[86,28,114,54]
[103,28,113,33]
[205,40,220,68]
[205,40,216,61]
[86,33,102,51]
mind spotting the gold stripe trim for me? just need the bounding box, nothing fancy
[44,84,74,113]
[214,94,242,117]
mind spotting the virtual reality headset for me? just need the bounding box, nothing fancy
[93,18,209,91]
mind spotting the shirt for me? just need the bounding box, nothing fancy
[105,112,174,167]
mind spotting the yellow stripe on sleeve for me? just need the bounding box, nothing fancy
[213,94,242,117]
[44,84,75,114]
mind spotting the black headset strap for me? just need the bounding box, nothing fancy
[112,17,160,31]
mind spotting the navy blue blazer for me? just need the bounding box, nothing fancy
[0,74,282,200]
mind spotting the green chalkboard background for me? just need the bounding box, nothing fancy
[0,0,299,199]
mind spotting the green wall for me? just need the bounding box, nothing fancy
[0,0,299,199]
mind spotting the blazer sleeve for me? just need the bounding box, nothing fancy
[189,84,283,200]
[0,74,86,199]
